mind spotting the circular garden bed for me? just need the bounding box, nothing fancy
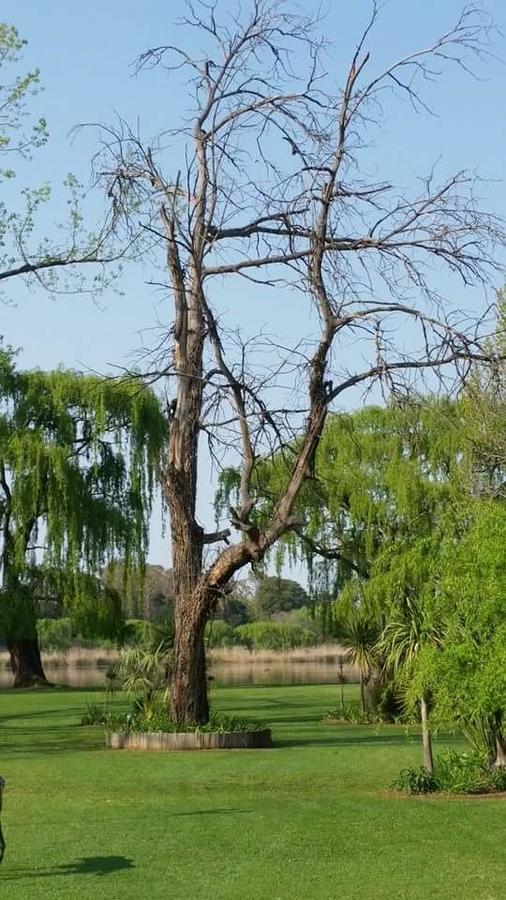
[106,728,272,751]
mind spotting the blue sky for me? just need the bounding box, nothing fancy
[2,0,505,568]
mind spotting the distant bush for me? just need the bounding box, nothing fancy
[323,702,377,725]
[393,750,506,795]
[122,618,174,651]
[234,621,318,651]
[123,619,150,646]
[205,620,237,648]
[37,618,73,651]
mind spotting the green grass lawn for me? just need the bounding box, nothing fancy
[0,683,504,899]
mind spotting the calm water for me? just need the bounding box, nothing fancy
[0,660,354,689]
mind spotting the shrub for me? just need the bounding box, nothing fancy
[122,618,173,651]
[123,619,152,646]
[376,682,406,723]
[436,749,506,795]
[234,621,318,651]
[393,749,506,795]
[205,619,237,648]
[114,706,266,734]
[323,702,377,725]
[80,701,113,727]
[37,617,73,651]
[392,766,439,794]
[107,645,171,717]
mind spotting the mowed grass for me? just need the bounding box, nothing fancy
[0,684,504,899]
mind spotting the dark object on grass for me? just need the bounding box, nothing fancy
[0,776,5,863]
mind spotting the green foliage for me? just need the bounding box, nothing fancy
[0,26,120,300]
[205,619,237,648]
[336,609,380,673]
[36,617,72,651]
[216,591,252,627]
[0,344,165,643]
[80,700,113,727]
[409,501,506,758]
[0,23,47,170]
[123,617,174,652]
[102,562,174,621]
[252,576,309,619]
[106,706,267,735]
[80,696,266,734]
[323,702,378,725]
[108,645,171,718]
[392,766,438,794]
[234,620,318,651]
[394,750,506,795]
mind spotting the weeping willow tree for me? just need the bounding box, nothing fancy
[0,344,165,685]
[220,398,466,602]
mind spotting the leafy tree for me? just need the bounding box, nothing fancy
[253,576,308,620]
[102,562,175,622]
[0,23,121,298]
[249,399,464,601]
[0,344,165,685]
[411,503,506,768]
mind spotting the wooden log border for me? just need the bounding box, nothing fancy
[105,729,272,751]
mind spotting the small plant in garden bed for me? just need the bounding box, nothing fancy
[81,701,266,734]
[393,749,506,795]
[323,702,393,726]
[392,766,439,794]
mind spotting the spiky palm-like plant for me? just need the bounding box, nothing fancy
[378,595,443,774]
[112,645,171,719]
[339,611,380,714]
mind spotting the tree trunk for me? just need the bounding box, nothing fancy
[420,694,434,775]
[359,671,366,714]
[492,733,506,769]
[365,667,382,712]
[170,595,209,724]
[2,569,49,687]
[7,637,48,687]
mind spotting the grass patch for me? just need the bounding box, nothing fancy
[0,683,504,899]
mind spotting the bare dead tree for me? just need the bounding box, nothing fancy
[95,0,504,723]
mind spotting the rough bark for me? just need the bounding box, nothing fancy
[2,559,49,687]
[7,637,48,687]
[420,694,434,775]
[162,261,208,723]
[365,668,383,712]
[170,588,209,724]
[359,672,366,714]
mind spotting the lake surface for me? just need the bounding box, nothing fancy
[0,659,355,689]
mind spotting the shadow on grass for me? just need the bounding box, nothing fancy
[275,731,419,749]
[172,807,252,816]
[2,855,135,880]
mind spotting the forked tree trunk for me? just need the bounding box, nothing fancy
[7,636,48,687]
[420,694,434,775]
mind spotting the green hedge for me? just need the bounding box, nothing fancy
[234,621,318,651]
[205,620,237,648]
